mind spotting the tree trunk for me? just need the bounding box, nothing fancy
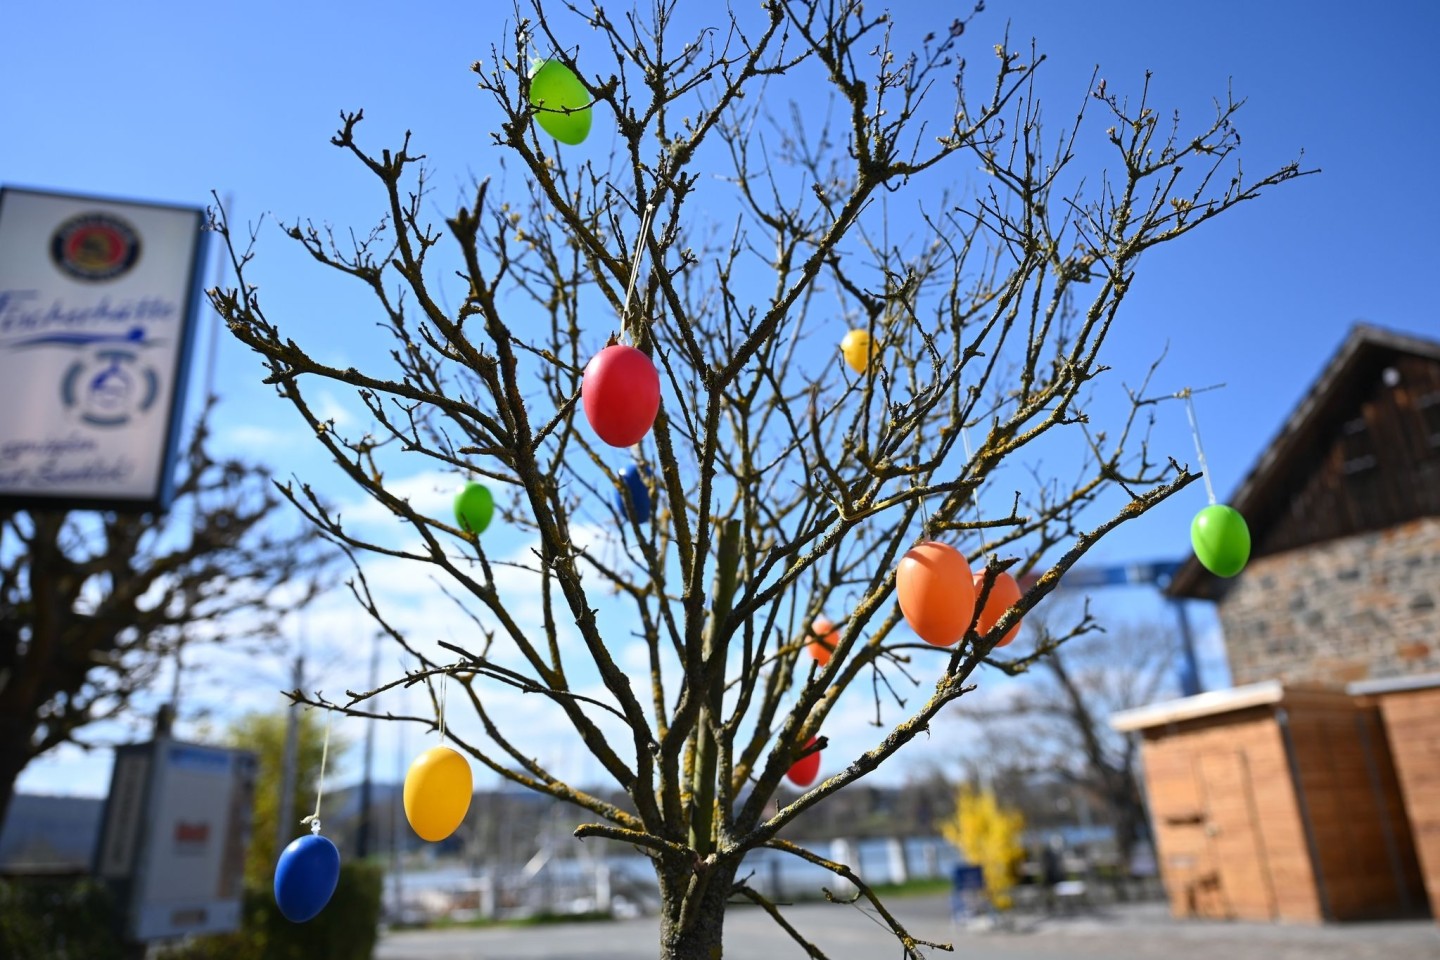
[656,858,738,960]
[0,720,33,831]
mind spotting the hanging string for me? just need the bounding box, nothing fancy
[1182,390,1218,505]
[621,203,657,335]
[960,422,977,512]
[960,420,989,532]
[437,668,449,744]
[914,448,931,538]
[300,708,334,836]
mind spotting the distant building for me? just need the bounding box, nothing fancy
[0,794,102,874]
[1124,325,1440,925]
[1168,324,1440,686]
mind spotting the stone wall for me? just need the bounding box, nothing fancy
[1219,516,1440,686]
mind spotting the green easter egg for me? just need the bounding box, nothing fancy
[454,482,494,535]
[1190,504,1251,578]
[529,58,592,145]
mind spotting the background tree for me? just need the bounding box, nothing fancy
[955,614,1181,872]
[940,783,1025,910]
[0,400,323,827]
[226,707,345,889]
[210,1,1306,956]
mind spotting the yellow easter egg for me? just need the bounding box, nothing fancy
[840,329,872,373]
[403,745,473,842]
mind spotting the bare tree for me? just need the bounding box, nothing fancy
[209,2,1307,955]
[956,613,1181,872]
[0,400,325,827]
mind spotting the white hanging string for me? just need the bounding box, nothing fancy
[960,420,989,532]
[621,203,657,332]
[1182,390,1218,506]
[916,448,930,537]
[299,708,334,836]
[437,668,449,744]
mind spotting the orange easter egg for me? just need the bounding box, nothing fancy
[896,542,975,647]
[972,570,1023,647]
[807,617,839,666]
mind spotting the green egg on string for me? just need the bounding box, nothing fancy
[454,482,494,536]
[529,58,593,145]
[1190,503,1251,578]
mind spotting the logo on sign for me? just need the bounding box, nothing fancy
[50,213,142,282]
[175,820,210,854]
[61,349,159,427]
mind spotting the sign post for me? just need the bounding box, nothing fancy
[95,735,257,942]
[0,186,206,512]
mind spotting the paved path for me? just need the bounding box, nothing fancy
[377,894,1439,959]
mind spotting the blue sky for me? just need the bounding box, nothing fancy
[5,0,1438,799]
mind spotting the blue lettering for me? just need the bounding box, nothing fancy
[0,289,178,334]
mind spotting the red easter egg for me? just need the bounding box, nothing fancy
[807,617,839,666]
[972,570,1023,647]
[786,735,821,787]
[581,345,660,447]
[896,542,975,647]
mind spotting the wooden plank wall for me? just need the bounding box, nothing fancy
[1286,697,1428,919]
[1254,352,1440,557]
[1140,707,1322,922]
[1377,687,1440,921]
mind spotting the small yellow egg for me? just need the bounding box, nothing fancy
[403,746,473,842]
[840,329,872,373]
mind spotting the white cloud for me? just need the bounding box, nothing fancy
[326,469,460,530]
[221,422,301,452]
[313,389,357,429]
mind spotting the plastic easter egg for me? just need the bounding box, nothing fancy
[616,464,652,524]
[404,745,473,842]
[807,617,839,666]
[1191,504,1251,578]
[454,482,494,535]
[896,541,976,648]
[274,833,341,923]
[581,345,660,447]
[840,329,872,374]
[529,59,593,145]
[972,570,1023,647]
[403,742,475,840]
[786,735,821,787]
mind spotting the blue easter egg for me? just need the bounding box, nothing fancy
[274,834,341,923]
[616,464,652,524]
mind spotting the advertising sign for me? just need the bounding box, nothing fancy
[0,187,206,511]
[95,738,257,942]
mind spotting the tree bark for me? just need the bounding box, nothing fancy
[657,858,738,960]
[0,720,33,830]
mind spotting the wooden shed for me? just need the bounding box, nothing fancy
[1112,682,1427,922]
[1350,672,1440,922]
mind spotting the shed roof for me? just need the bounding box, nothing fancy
[1347,671,1440,696]
[1109,680,1352,732]
[1167,323,1440,600]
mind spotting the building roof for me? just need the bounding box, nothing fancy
[1109,680,1353,731]
[0,794,102,873]
[1167,323,1440,600]
[1347,671,1440,696]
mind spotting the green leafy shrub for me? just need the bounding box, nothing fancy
[160,861,383,960]
[0,876,126,960]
